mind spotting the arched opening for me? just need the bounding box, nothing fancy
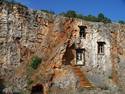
[31,84,44,94]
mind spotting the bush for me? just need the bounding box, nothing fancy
[83,15,98,22]
[27,80,34,85]
[108,75,112,79]
[1,0,18,4]
[97,13,111,23]
[63,10,77,18]
[41,9,55,14]
[59,10,82,19]
[118,20,125,24]
[31,56,42,69]
[0,0,28,9]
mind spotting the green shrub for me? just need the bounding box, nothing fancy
[31,56,42,69]
[97,13,111,23]
[108,75,112,79]
[63,10,77,18]
[78,87,84,93]
[41,9,55,14]
[0,0,28,9]
[0,0,15,3]
[27,80,34,85]
[118,20,125,24]
[83,15,98,22]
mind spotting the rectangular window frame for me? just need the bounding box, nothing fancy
[78,26,87,38]
[76,48,85,66]
[97,42,105,55]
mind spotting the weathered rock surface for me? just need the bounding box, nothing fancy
[0,1,125,94]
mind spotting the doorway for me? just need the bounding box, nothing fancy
[31,84,44,94]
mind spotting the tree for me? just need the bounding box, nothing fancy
[77,14,84,19]
[64,10,77,18]
[0,0,16,4]
[60,11,84,19]
[97,13,111,23]
[104,17,111,23]
[98,13,105,21]
[41,9,55,14]
[59,12,66,16]
[83,15,98,22]
[118,20,125,24]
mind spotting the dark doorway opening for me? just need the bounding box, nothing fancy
[31,84,44,94]
[78,26,87,38]
[0,79,5,94]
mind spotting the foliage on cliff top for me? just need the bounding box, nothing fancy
[40,9,55,14]
[0,0,28,9]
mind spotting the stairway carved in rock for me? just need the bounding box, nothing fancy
[71,65,94,88]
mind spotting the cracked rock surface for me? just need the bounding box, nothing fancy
[0,1,125,94]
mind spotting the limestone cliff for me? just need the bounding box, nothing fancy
[0,1,125,94]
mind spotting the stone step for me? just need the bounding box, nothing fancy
[71,65,94,88]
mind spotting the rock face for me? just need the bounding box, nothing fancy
[0,1,125,94]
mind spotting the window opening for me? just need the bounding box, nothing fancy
[78,26,87,38]
[76,48,85,65]
[97,42,105,55]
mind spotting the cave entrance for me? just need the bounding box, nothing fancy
[31,84,44,94]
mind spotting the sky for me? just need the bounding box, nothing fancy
[16,0,125,21]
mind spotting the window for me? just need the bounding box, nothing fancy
[76,49,85,65]
[97,42,105,54]
[78,26,87,38]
